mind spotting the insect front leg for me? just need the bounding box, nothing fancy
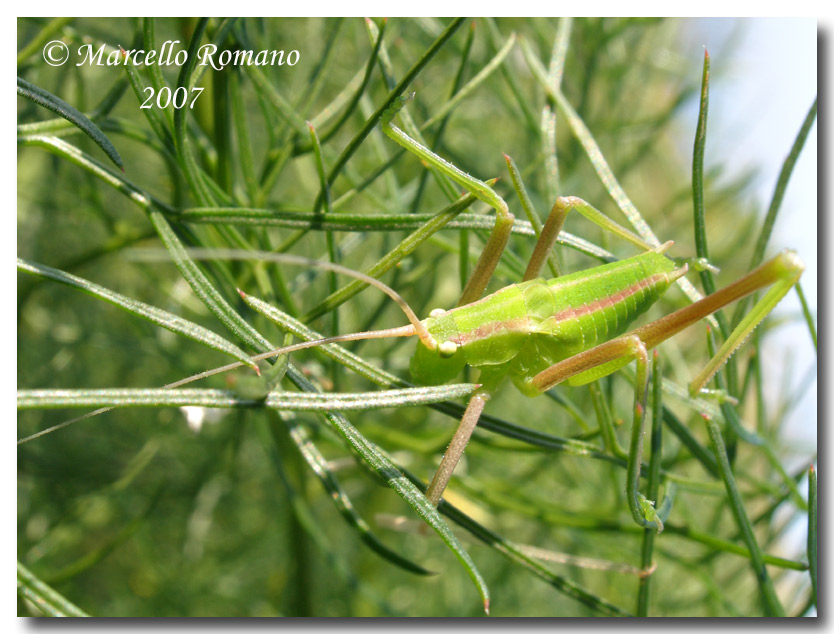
[381,94,514,306]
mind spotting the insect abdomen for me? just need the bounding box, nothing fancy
[540,250,680,352]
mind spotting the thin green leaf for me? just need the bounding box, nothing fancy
[795,282,817,349]
[436,488,631,616]
[748,99,818,272]
[482,18,539,133]
[173,18,216,205]
[18,135,274,355]
[282,417,434,576]
[637,352,663,616]
[17,258,256,371]
[246,65,310,136]
[322,17,466,195]
[473,479,806,571]
[540,17,572,200]
[120,58,175,152]
[307,122,338,333]
[17,561,90,617]
[705,417,784,616]
[692,51,718,295]
[303,189,485,322]
[282,365,491,613]
[141,18,174,128]
[419,32,517,130]
[19,135,150,204]
[17,17,74,65]
[177,207,616,261]
[17,76,123,170]
[504,154,560,277]
[18,385,479,411]
[410,19,475,219]
[229,69,259,204]
[302,19,386,149]
[807,464,817,608]
[732,98,818,328]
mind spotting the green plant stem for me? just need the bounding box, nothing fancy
[705,416,784,616]
[807,464,817,608]
[637,352,663,615]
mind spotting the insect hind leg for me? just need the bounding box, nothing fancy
[527,334,664,532]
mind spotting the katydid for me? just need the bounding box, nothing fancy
[187,230,801,533]
[22,98,804,536]
[123,221,800,534]
[373,95,804,525]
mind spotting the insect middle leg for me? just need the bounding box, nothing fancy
[522,196,654,281]
[425,392,489,506]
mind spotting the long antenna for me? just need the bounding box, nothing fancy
[18,250,435,444]
[133,248,438,349]
[17,326,418,446]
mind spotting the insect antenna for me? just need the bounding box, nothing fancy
[19,249,433,445]
[134,248,438,350]
[16,326,418,446]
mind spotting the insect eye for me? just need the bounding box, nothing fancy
[438,341,458,358]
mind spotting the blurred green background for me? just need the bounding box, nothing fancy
[18,17,816,616]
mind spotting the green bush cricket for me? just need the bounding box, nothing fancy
[101,93,803,535]
[16,18,816,616]
[23,92,805,537]
[362,95,802,525]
